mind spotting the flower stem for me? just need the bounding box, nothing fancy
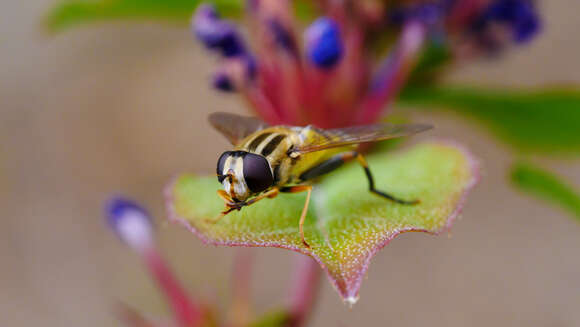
[355,21,426,124]
[115,302,156,327]
[287,256,322,327]
[242,85,284,125]
[143,248,204,327]
[227,249,254,327]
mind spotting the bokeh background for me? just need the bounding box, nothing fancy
[1,1,579,326]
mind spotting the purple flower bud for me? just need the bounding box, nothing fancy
[482,0,540,43]
[244,55,257,80]
[192,4,247,57]
[212,55,257,92]
[388,1,451,26]
[268,20,298,55]
[106,196,154,252]
[213,72,236,92]
[416,3,444,26]
[305,17,344,69]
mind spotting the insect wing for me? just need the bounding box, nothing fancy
[209,112,270,145]
[295,123,433,154]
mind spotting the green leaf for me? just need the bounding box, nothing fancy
[165,142,479,301]
[511,161,580,220]
[408,42,452,85]
[399,86,580,156]
[248,310,289,327]
[293,0,318,21]
[45,0,243,33]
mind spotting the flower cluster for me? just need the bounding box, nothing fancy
[193,0,540,128]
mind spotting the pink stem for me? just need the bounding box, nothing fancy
[116,302,156,327]
[304,66,333,127]
[304,2,355,128]
[447,0,488,31]
[244,6,285,123]
[287,256,322,327]
[354,21,426,124]
[331,22,367,127]
[242,85,284,125]
[246,0,306,125]
[143,248,204,327]
[226,249,254,327]
[279,58,307,125]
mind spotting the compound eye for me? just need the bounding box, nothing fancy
[243,153,273,193]
[216,151,232,183]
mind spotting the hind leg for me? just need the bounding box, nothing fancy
[300,151,419,205]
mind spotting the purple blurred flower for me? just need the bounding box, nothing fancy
[192,4,247,57]
[106,196,153,252]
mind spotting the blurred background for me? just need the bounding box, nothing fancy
[1,1,579,326]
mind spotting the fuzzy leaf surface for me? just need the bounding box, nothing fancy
[166,142,478,301]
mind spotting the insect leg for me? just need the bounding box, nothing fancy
[209,188,280,224]
[207,207,236,224]
[280,185,313,248]
[300,151,418,204]
[355,153,419,205]
[217,189,233,204]
[243,187,280,206]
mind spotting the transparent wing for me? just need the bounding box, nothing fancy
[295,123,433,154]
[208,112,270,145]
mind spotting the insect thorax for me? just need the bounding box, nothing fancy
[235,126,343,187]
[235,127,295,186]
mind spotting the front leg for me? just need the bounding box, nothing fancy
[208,188,280,224]
[217,189,233,205]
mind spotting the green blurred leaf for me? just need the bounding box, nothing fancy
[45,0,243,33]
[166,142,478,301]
[408,42,452,84]
[293,0,318,21]
[249,310,290,327]
[511,161,580,220]
[398,86,580,155]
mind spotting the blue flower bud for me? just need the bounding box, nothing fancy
[106,196,154,251]
[484,0,540,43]
[192,4,247,57]
[305,17,344,69]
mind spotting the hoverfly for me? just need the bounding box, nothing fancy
[210,112,433,247]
